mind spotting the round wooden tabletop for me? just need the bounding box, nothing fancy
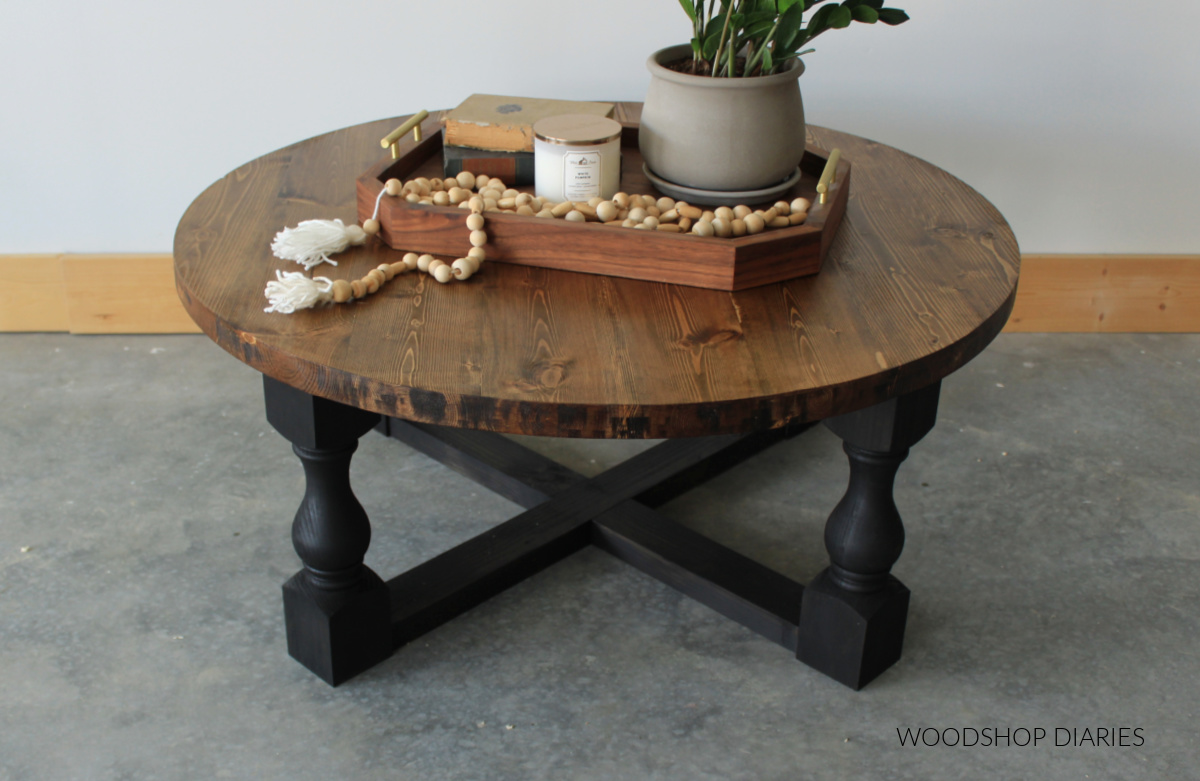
[174,106,1019,439]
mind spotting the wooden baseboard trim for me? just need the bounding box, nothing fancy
[0,253,1197,335]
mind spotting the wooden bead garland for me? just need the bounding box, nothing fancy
[265,168,814,313]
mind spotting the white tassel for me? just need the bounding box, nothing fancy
[270,219,368,271]
[264,270,335,313]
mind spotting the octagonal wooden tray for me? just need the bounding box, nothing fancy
[355,112,849,291]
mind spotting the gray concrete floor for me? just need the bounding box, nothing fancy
[1,332,1197,779]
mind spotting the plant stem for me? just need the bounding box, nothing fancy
[743,17,781,76]
[711,0,736,77]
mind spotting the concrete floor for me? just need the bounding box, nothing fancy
[0,332,1197,779]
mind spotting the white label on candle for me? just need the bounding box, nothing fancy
[563,152,601,201]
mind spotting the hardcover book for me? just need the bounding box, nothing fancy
[442,94,616,153]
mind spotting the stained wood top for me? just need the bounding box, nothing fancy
[174,105,1020,438]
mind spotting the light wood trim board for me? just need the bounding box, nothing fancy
[0,253,1196,334]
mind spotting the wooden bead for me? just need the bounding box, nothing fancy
[456,171,477,190]
[733,204,752,219]
[769,216,791,229]
[564,210,586,222]
[551,201,574,217]
[483,197,499,211]
[363,276,380,294]
[773,200,791,216]
[596,201,618,222]
[417,254,435,272]
[642,216,660,229]
[350,279,366,299]
[515,193,533,207]
[691,220,715,237]
[573,203,598,220]
[474,174,490,189]
[362,218,380,236]
[536,208,555,218]
[677,205,702,220]
[731,218,747,237]
[760,207,778,222]
[466,213,485,231]
[488,178,505,192]
[500,188,518,200]
[331,279,353,303]
[743,213,766,234]
[789,210,808,225]
[656,197,676,212]
[405,193,421,203]
[403,252,420,270]
[388,261,409,276]
[658,209,679,223]
[367,268,386,286]
[627,206,648,223]
[433,191,451,206]
[415,177,432,193]
[711,217,732,238]
[613,192,630,208]
[385,178,403,196]
[378,263,396,281]
[448,187,469,204]
[467,246,487,261]
[516,204,536,216]
[469,196,485,213]
[452,258,480,279]
[621,218,637,228]
[714,206,735,222]
[700,210,716,223]
[497,197,516,209]
[791,197,812,214]
[678,216,693,232]
[427,259,446,273]
[432,263,454,283]
[628,194,646,209]
[430,178,444,191]
[469,230,488,247]
[656,223,683,233]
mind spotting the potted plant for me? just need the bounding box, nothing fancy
[639,0,909,197]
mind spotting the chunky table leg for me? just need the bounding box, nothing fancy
[263,377,390,685]
[797,381,941,689]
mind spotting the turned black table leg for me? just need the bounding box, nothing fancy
[263,377,390,686]
[797,380,941,689]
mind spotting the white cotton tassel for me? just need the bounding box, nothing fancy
[270,219,368,271]
[264,270,334,314]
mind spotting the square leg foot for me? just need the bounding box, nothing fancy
[282,567,392,686]
[796,569,910,690]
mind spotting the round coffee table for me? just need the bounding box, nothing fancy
[174,107,1019,689]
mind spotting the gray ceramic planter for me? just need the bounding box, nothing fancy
[639,44,806,192]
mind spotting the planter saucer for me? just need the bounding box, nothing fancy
[642,164,802,207]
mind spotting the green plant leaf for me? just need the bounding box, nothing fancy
[876,8,909,25]
[775,1,807,50]
[850,5,879,22]
[778,0,803,12]
[829,5,853,27]
[760,46,775,74]
[678,0,698,23]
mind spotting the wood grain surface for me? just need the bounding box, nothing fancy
[173,105,1020,438]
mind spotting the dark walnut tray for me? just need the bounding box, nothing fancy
[356,114,849,291]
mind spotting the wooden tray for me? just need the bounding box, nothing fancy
[356,115,849,291]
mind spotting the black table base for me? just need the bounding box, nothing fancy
[263,377,940,690]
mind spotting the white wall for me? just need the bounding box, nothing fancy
[1,0,1197,254]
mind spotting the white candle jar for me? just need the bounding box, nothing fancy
[533,114,623,203]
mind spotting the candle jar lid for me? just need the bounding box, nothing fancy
[533,114,623,146]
